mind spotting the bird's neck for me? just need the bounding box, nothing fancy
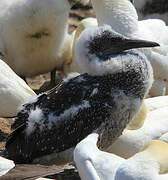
[91,0,139,37]
[96,71,145,99]
[83,51,152,99]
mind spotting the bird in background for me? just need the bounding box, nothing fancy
[0,0,89,88]
[0,59,36,118]
[5,25,158,165]
[76,0,168,97]
[74,133,168,180]
[0,156,15,177]
[63,17,98,75]
[134,0,168,24]
[127,94,168,131]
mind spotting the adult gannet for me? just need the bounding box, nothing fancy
[0,0,88,85]
[0,156,15,177]
[134,0,168,24]
[74,134,168,180]
[0,59,36,118]
[90,0,168,96]
[115,140,168,180]
[127,95,168,130]
[74,133,124,180]
[5,25,157,164]
[107,96,168,158]
[63,17,98,75]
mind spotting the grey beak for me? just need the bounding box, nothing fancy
[121,38,160,50]
[103,38,160,55]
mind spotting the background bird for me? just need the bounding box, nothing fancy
[115,140,168,180]
[63,17,98,75]
[74,133,168,180]
[0,156,15,177]
[0,0,89,87]
[0,59,36,118]
[74,133,124,180]
[5,25,157,165]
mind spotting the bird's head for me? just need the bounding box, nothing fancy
[90,0,138,36]
[75,25,159,75]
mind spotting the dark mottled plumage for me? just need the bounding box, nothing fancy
[6,53,148,163]
[6,26,157,164]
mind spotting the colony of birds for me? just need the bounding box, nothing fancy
[0,0,168,179]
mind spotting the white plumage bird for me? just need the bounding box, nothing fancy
[0,156,15,177]
[63,17,98,75]
[0,59,36,118]
[74,133,124,180]
[74,134,168,180]
[0,0,89,85]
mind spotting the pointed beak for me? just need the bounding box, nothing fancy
[121,38,160,51]
[103,38,160,55]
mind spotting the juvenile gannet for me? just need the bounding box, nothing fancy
[134,0,168,24]
[90,0,168,96]
[5,25,157,164]
[0,0,88,85]
[107,96,168,158]
[0,156,15,177]
[0,59,36,118]
[74,134,168,180]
